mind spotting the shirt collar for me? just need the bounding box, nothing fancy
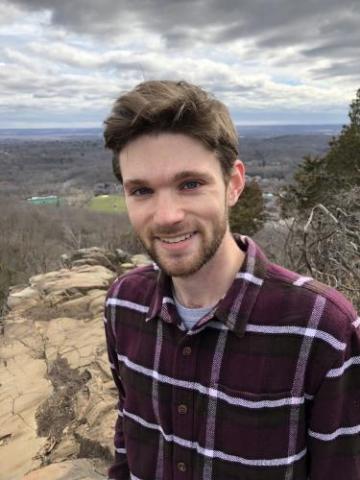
[146,235,269,336]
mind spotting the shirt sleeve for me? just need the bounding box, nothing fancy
[307,312,360,479]
[104,291,130,480]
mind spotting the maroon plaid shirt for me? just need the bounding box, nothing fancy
[104,236,360,479]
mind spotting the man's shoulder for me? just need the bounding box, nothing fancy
[106,264,159,302]
[259,261,357,338]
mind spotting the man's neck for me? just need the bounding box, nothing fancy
[171,233,245,309]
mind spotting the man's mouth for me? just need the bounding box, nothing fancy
[157,232,195,244]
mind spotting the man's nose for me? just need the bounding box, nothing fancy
[153,192,185,227]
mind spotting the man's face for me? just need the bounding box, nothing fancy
[119,133,243,277]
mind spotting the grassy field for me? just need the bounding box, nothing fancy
[87,194,127,213]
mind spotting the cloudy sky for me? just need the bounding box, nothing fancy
[1,0,359,128]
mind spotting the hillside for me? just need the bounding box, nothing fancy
[0,130,335,200]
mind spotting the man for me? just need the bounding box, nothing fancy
[103,80,360,479]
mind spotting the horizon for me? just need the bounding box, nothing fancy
[0,123,344,131]
[0,124,343,141]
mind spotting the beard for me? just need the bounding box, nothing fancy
[137,213,228,278]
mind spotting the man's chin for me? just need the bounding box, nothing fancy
[159,264,201,278]
[142,233,223,277]
[151,251,210,278]
[143,247,194,276]
[152,257,193,277]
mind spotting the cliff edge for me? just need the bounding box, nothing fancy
[0,247,150,480]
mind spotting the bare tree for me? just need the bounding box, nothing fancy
[284,187,360,309]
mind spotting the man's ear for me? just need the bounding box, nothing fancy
[227,159,245,207]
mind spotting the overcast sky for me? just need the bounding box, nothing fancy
[1,0,359,128]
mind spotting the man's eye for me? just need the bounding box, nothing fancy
[131,187,152,196]
[182,181,201,190]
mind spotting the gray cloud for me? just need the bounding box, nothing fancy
[310,60,360,79]
[1,0,358,127]
[303,37,360,60]
[4,0,359,44]
[3,0,360,72]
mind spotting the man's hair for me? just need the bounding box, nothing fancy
[103,80,239,183]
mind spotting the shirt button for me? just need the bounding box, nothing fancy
[177,462,187,472]
[182,346,192,356]
[177,404,188,415]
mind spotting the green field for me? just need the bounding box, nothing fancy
[87,194,127,213]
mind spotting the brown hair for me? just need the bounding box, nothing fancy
[103,80,239,183]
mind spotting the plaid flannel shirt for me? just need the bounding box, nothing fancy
[104,235,360,479]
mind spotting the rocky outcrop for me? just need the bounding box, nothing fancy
[22,459,106,480]
[0,247,151,480]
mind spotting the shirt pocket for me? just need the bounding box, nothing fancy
[209,384,299,462]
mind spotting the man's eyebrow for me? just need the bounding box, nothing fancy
[124,170,213,189]
[123,179,148,190]
[172,170,213,183]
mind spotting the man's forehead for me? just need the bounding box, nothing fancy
[119,133,223,186]
[119,132,216,162]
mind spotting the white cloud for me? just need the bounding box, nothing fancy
[0,0,358,127]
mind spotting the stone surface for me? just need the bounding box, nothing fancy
[28,265,115,305]
[61,247,118,272]
[6,286,41,310]
[0,315,52,480]
[115,248,131,263]
[130,253,152,266]
[120,262,135,270]
[0,259,120,480]
[22,459,106,479]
